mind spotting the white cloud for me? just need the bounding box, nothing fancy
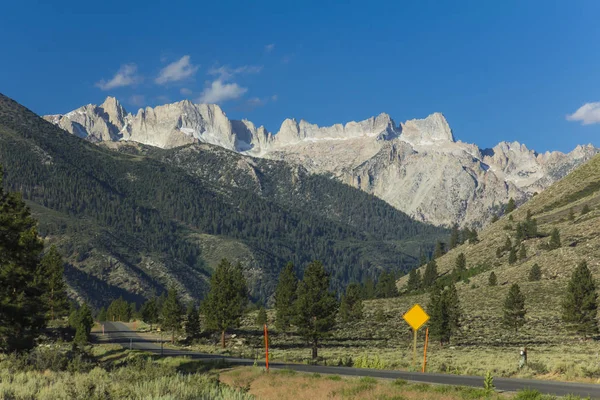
[95,63,141,90]
[180,88,193,96]
[567,102,600,125]
[265,43,275,53]
[198,80,247,104]
[155,55,199,84]
[271,94,278,102]
[128,94,145,107]
[208,65,262,81]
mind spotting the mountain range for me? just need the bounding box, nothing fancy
[45,97,599,227]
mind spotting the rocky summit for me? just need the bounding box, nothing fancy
[45,97,599,227]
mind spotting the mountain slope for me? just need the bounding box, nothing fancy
[45,97,598,227]
[396,153,600,344]
[0,93,446,307]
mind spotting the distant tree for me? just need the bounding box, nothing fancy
[340,283,363,322]
[419,253,428,266]
[562,261,599,338]
[140,297,159,330]
[515,223,525,243]
[39,246,69,320]
[422,260,438,288]
[444,283,461,338]
[434,241,446,259]
[503,284,526,333]
[107,297,131,322]
[97,307,107,322]
[376,271,398,298]
[161,286,184,343]
[505,198,516,214]
[129,302,138,321]
[407,269,421,292]
[468,229,479,244]
[256,306,268,327]
[503,237,512,252]
[548,228,561,250]
[428,283,461,345]
[274,262,298,331]
[488,272,498,286]
[528,264,541,282]
[293,261,338,359]
[491,214,499,223]
[449,224,460,249]
[508,247,517,264]
[454,253,467,280]
[185,303,200,340]
[73,303,94,347]
[581,204,591,215]
[203,259,248,348]
[361,276,376,300]
[569,208,575,221]
[518,244,527,260]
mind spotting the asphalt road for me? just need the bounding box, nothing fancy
[97,322,600,398]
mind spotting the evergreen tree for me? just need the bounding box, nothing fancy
[562,261,599,338]
[422,259,438,288]
[256,306,268,327]
[468,229,479,244]
[581,204,591,215]
[78,303,94,338]
[508,247,517,264]
[491,214,499,223]
[0,169,48,352]
[419,253,427,266]
[548,228,561,250]
[185,303,201,340]
[161,286,184,343]
[569,208,575,221]
[38,246,69,320]
[97,307,107,322]
[518,244,527,260]
[274,262,298,331]
[376,270,399,298]
[503,236,512,252]
[488,271,498,286]
[528,264,541,282]
[140,297,159,330]
[449,224,460,249]
[203,259,248,347]
[293,261,338,359]
[434,241,445,259]
[444,283,461,337]
[407,269,421,292]
[515,223,525,243]
[361,276,376,300]
[427,283,461,345]
[340,282,363,322]
[454,253,467,280]
[503,284,526,333]
[505,198,516,213]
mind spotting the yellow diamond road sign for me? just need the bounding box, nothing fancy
[403,304,430,331]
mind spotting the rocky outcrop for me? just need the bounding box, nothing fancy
[45,97,599,227]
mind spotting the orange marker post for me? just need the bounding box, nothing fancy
[264,324,269,372]
[422,327,429,373]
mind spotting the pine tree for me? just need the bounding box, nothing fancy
[508,247,517,264]
[454,253,467,280]
[503,237,512,252]
[140,297,159,330]
[376,271,399,298]
[434,241,445,259]
[256,306,268,327]
[203,259,248,347]
[503,284,526,333]
[518,244,527,260]
[444,283,461,338]
[488,271,498,286]
[449,224,460,249]
[0,169,48,352]
[185,303,201,340]
[362,276,376,300]
[528,264,541,282]
[422,260,438,288]
[293,261,338,359]
[468,229,479,244]
[274,262,298,331]
[38,246,69,320]
[407,269,421,292]
[548,228,561,250]
[97,307,107,322]
[581,204,591,215]
[419,253,427,267]
[161,286,184,343]
[506,198,516,213]
[427,284,447,345]
[562,261,599,338]
[78,303,94,338]
[340,283,363,322]
[569,208,575,221]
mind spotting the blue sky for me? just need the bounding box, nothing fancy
[2,0,600,152]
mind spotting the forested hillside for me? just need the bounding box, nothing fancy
[0,93,446,307]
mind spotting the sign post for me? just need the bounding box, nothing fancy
[402,304,430,370]
[264,324,269,372]
[422,327,429,373]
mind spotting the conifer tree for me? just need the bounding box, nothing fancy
[203,259,248,347]
[468,229,479,244]
[340,282,363,322]
[454,253,467,280]
[449,224,460,249]
[161,286,184,343]
[97,307,107,322]
[38,246,69,320]
[528,264,541,282]
[428,283,461,345]
[293,261,338,359]
[140,297,159,330]
[562,261,599,338]
[505,198,516,213]
[488,271,498,286]
[434,241,445,258]
[518,244,527,260]
[376,270,399,298]
[503,237,512,252]
[185,303,200,340]
[422,259,438,288]
[548,228,561,250]
[444,283,461,336]
[362,276,376,300]
[569,208,575,221]
[581,204,591,215]
[491,214,499,223]
[503,284,526,333]
[508,247,517,264]
[256,306,268,327]
[407,269,421,292]
[274,262,298,331]
[419,253,427,267]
